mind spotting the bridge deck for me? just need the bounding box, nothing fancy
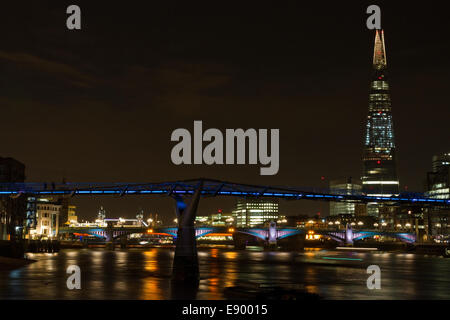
[1,178,448,206]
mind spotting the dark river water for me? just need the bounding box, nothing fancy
[1,247,449,299]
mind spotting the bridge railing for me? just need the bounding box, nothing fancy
[1,179,449,206]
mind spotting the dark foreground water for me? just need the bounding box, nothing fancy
[1,247,449,299]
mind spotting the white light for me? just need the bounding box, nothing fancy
[362,181,399,185]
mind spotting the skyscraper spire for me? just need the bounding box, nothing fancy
[362,30,399,216]
[373,29,387,69]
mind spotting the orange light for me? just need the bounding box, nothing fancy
[73,233,91,237]
[204,233,232,237]
[228,228,235,233]
[147,229,153,234]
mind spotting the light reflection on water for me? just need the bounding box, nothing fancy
[0,247,449,300]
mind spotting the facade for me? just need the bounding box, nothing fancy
[28,198,62,239]
[232,198,279,227]
[329,177,362,216]
[67,205,77,224]
[362,30,400,217]
[0,157,26,241]
[425,152,450,241]
[211,210,234,226]
[195,215,210,225]
[427,152,450,200]
[195,210,234,226]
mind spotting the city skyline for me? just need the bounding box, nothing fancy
[1,2,449,220]
[1,2,449,304]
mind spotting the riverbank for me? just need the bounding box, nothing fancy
[0,256,36,271]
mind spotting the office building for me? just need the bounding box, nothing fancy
[233,198,279,227]
[329,177,362,216]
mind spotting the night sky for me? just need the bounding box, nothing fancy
[1,1,449,221]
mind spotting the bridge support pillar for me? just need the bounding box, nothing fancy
[265,221,278,250]
[232,232,247,250]
[279,233,305,251]
[120,236,128,249]
[172,181,203,285]
[345,224,354,246]
[105,222,114,250]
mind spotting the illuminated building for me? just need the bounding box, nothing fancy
[233,198,279,227]
[28,198,62,239]
[211,210,234,226]
[425,152,450,241]
[329,177,362,216]
[67,205,77,224]
[427,152,450,200]
[194,210,234,226]
[362,30,400,216]
[195,215,210,225]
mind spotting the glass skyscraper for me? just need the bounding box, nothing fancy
[329,178,362,216]
[362,30,399,201]
[233,198,279,227]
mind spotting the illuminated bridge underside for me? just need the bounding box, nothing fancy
[1,179,448,206]
[60,226,416,243]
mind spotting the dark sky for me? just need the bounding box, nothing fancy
[1,1,449,221]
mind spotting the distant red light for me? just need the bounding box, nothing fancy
[320,176,325,181]
[377,160,381,164]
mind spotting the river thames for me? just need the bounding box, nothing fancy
[1,247,449,299]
